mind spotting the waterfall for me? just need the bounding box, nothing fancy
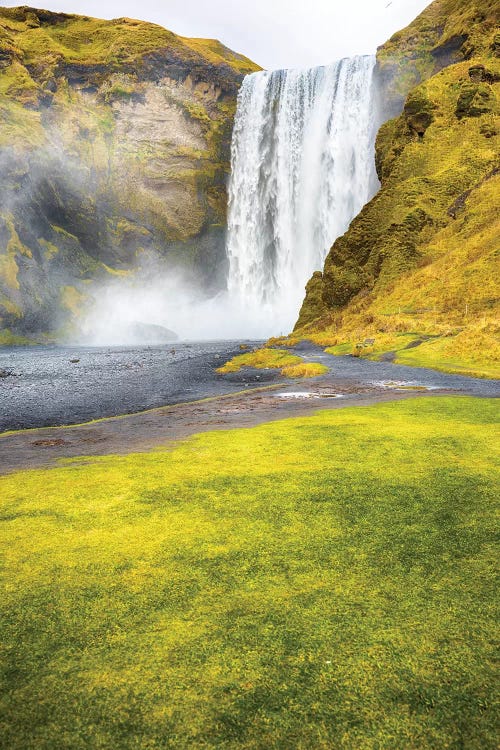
[226,55,378,336]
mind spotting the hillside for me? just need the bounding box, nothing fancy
[295,0,499,378]
[0,6,260,342]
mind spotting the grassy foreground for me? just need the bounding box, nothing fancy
[1,397,498,749]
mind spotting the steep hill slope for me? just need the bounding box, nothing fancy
[296,0,499,378]
[0,6,260,342]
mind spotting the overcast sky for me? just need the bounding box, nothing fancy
[0,0,432,69]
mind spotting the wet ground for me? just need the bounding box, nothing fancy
[1,341,498,434]
[0,341,498,474]
[0,341,275,431]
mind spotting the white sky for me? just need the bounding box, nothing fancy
[0,0,431,69]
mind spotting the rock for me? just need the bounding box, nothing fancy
[403,92,436,138]
[128,322,178,344]
[491,33,500,57]
[468,65,499,84]
[455,82,496,119]
[0,7,260,341]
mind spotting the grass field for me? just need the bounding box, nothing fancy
[0,397,498,749]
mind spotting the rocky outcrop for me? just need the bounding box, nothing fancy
[0,6,260,341]
[374,0,499,118]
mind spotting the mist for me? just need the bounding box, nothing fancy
[0,12,383,348]
[75,264,290,345]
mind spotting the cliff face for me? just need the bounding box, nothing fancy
[0,6,260,341]
[296,0,499,377]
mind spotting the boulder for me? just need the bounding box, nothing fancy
[128,322,178,344]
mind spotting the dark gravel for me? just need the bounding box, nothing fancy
[0,341,276,431]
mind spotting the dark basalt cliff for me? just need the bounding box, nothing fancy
[295,0,499,377]
[0,6,260,342]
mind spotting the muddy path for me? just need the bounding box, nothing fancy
[0,380,462,474]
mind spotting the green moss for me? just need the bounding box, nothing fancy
[455,81,497,118]
[60,285,86,317]
[104,81,135,102]
[183,101,211,125]
[38,238,60,261]
[0,327,33,345]
[281,362,329,378]
[0,8,260,76]
[323,342,352,356]
[0,397,498,748]
[297,1,499,378]
[217,348,303,373]
[296,271,325,328]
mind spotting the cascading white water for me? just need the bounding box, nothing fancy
[226,55,379,336]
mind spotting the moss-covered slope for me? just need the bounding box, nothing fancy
[0,6,260,341]
[296,0,499,378]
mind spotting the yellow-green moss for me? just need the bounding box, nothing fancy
[0,397,498,748]
[324,325,499,379]
[394,327,500,378]
[0,98,43,147]
[0,253,19,290]
[182,36,262,76]
[217,348,328,379]
[281,362,329,378]
[296,0,499,379]
[377,0,499,114]
[183,101,211,125]
[0,8,260,76]
[38,238,59,261]
[0,295,21,317]
[0,327,33,345]
[101,264,131,278]
[217,348,302,374]
[6,216,32,258]
[60,285,86,317]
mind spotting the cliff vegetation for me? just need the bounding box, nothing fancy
[0,6,260,340]
[296,0,499,378]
